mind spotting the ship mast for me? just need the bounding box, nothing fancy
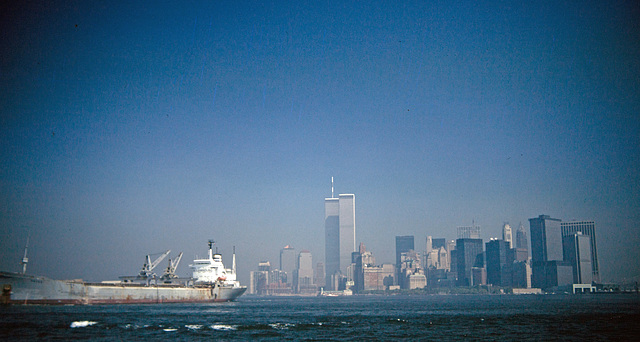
[21,235,29,274]
[232,246,236,274]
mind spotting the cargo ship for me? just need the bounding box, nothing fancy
[0,240,246,304]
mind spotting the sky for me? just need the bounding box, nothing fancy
[1,0,639,285]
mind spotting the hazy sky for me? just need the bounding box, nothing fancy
[1,1,639,285]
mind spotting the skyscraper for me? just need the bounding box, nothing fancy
[514,222,529,262]
[457,225,481,239]
[395,235,415,286]
[516,223,528,249]
[280,245,297,284]
[529,215,563,264]
[324,197,340,281]
[562,233,593,285]
[502,223,513,249]
[456,238,484,286]
[486,239,514,287]
[338,194,356,274]
[297,250,314,293]
[561,221,599,282]
[395,236,415,269]
[314,262,325,288]
[324,180,356,290]
[529,215,572,289]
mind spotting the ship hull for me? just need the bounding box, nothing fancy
[1,272,246,305]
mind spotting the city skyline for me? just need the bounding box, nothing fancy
[250,209,607,293]
[1,1,638,285]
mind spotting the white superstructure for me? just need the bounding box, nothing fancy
[190,240,241,287]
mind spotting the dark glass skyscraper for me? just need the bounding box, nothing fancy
[486,239,513,287]
[529,215,572,289]
[324,197,340,282]
[561,221,599,282]
[456,238,484,286]
[562,233,593,284]
[529,215,563,263]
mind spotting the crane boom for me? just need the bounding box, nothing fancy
[139,250,171,278]
[149,250,171,271]
[162,252,183,279]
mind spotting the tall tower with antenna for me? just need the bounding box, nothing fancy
[324,177,356,290]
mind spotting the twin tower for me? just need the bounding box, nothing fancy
[324,178,355,291]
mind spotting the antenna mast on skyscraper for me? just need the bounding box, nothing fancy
[331,177,334,198]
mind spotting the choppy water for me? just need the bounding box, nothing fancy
[1,294,639,341]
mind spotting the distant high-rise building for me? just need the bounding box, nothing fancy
[529,215,563,263]
[280,245,296,284]
[395,236,414,269]
[561,221,599,283]
[425,236,449,270]
[516,223,528,249]
[363,264,395,291]
[427,236,446,252]
[449,241,458,277]
[562,233,593,285]
[297,250,313,281]
[315,262,325,288]
[456,238,484,286]
[258,261,271,272]
[502,223,513,249]
[396,236,414,286]
[399,249,426,289]
[514,223,529,262]
[529,215,572,289]
[250,261,272,295]
[324,179,356,290]
[486,239,514,287]
[432,238,446,250]
[457,225,481,239]
[325,197,340,281]
[511,260,532,289]
[338,194,356,273]
[446,239,456,271]
[249,270,269,295]
[297,250,315,293]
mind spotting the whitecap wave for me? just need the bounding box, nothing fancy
[185,324,203,330]
[70,321,97,328]
[211,324,237,331]
[269,323,295,330]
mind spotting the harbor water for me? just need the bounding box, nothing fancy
[1,294,639,341]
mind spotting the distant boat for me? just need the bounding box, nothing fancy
[318,288,352,297]
[0,240,246,305]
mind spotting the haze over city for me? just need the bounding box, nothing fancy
[1,1,638,286]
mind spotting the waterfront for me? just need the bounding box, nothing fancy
[1,294,639,341]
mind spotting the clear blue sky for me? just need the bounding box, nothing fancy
[1,1,638,284]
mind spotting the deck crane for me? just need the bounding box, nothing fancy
[161,252,183,279]
[138,250,171,278]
